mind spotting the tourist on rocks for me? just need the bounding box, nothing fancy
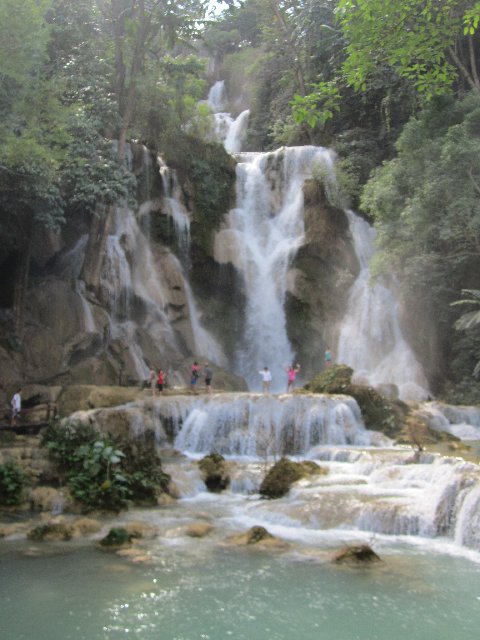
[10,388,22,427]
[157,369,165,394]
[148,366,156,396]
[324,347,334,368]
[286,364,300,393]
[191,361,200,393]
[258,367,272,394]
[204,363,213,393]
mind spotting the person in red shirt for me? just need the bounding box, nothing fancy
[157,369,165,393]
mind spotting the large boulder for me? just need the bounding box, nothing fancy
[227,525,289,551]
[259,457,327,499]
[198,453,230,492]
[333,544,381,564]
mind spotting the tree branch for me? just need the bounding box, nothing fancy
[448,45,479,92]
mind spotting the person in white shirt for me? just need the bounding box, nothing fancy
[10,388,22,427]
[258,367,272,394]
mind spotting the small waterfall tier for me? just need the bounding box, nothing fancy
[69,393,373,457]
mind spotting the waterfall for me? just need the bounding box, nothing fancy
[157,155,191,263]
[214,146,335,391]
[337,210,429,400]
[208,80,250,152]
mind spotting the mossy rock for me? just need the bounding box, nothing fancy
[99,527,133,547]
[246,526,274,544]
[259,457,326,499]
[28,522,73,542]
[198,453,230,493]
[333,544,381,564]
[305,365,354,394]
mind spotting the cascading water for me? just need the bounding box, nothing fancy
[207,80,250,152]
[68,393,480,553]
[214,146,335,391]
[337,211,429,400]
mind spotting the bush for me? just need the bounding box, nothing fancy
[41,420,170,512]
[0,461,27,506]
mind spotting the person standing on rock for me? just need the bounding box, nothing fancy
[286,364,300,393]
[191,361,200,393]
[10,388,22,427]
[259,367,272,394]
[324,347,334,368]
[148,366,156,396]
[204,363,213,394]
[157,369,165,394]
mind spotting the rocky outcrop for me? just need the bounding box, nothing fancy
[259,457,327,499]
[227,525,289,551]
[333,544,381,564]
[286,180,359,378]
[198,453,230,492]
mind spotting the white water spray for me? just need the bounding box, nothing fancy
[214,146,335,391]
[337,211,429,400]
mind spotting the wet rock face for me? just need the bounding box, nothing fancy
[286,180,358,378]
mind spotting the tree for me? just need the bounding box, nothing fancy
[362,92,480,389]
[0,0,69,336]
[336,0,480,97]
[81,0,209,293]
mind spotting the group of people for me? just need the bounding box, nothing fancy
[146,346,334,398]
[191,361,213,394]
[258,363,301,394]
[258,347,334,395]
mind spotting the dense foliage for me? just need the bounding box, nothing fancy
[42,420,170,512]
[0,460,27,506]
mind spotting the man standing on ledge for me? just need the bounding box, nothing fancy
[10,388,22,427]
[204,363,213,394]
[259,367,272,394]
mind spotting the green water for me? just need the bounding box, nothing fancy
[1,541,480,640]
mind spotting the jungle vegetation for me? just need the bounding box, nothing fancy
[1,0,480,401]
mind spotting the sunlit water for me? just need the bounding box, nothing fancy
[1,534,480,640]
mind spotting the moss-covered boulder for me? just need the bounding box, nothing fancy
[305,365,354,394]
[227,525,289,551]
[28,521,73,542]
[333,544,381,564]
[259,457,326,499]
[198,453,230,493]
[99,527,133,547]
